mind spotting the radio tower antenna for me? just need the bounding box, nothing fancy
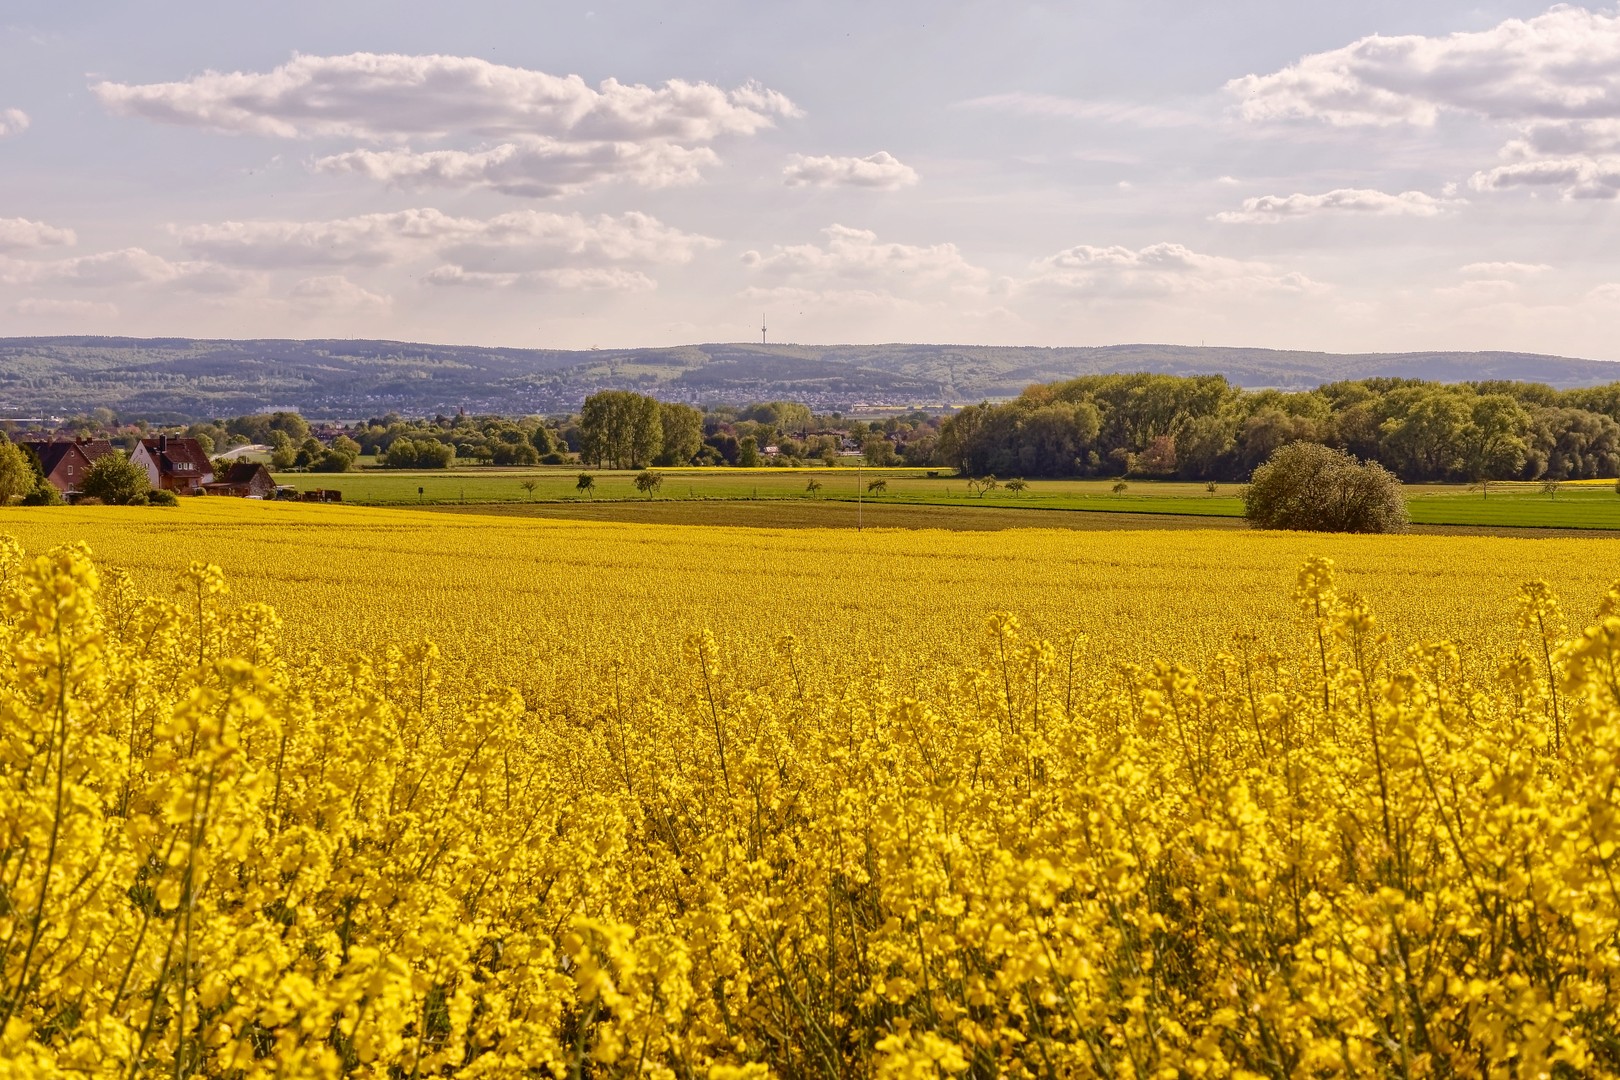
[761,313,767,346]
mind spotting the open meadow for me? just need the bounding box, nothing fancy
[275,464,1620,531]
[7,500,1620,1076]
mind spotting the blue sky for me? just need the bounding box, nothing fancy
[3,1,1619,357]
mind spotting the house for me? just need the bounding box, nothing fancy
[202,461,276,498]
[131,435,214,495]
[18,438,119,494]
[20,440,95,494]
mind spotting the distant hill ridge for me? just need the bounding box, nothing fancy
[0,336,1615,420]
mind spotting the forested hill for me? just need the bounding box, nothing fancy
[1,336,1616,420]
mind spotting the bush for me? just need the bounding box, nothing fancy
[149,489,179,507]
[79,453,151,506]
[124,493,150,506]
[20,482,62,506]
[539,452,567,466]
[1244,442,1407,533]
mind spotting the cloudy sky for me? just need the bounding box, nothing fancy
[3,0,1620,357]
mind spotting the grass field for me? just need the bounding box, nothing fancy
[273,464,1620,530]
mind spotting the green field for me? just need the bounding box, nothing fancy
[275,465,1246,512]
[269,465,1620,531]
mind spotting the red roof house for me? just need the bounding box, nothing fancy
[202,461,276,498]
[20,440,95,493]
[18,439,118,494]
[131,436,214,494]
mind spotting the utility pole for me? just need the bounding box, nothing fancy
[761,313,767,346]
[857,461,862,532]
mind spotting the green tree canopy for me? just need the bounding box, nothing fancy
[80,453,151,505]
[1244,442,1407,534]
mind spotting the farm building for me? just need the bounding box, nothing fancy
[131,435,214,495]
[19,438,119,494]
[203,461,276,498]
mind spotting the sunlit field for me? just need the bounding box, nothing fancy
[7,501,1620,1075]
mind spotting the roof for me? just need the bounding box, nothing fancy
[136,437,212,475]
[19,441,90,477]
[217,461,271,485]
[77,439,116,461]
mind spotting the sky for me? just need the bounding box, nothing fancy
[3,0,1620,358]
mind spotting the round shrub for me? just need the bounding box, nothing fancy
[79,453,151,506]
[1244,442,1407,533]
[148,489,179,507]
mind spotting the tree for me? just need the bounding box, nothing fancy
[862,435,897,467]
[80,453,151,505]
[382,439,452,468]
[580,391,662,469]
[1460,394,1531,496]
[967,476,998,498]
[1111,480,1129,495]
[520,479,538,500]
[529,424,557,456]
[805,479,822,497]
[1244,442,1407,533]
[656,402,704,466]
[867,478,888,494]
[0,436,36,504]
[633,470,663,499]
[576,473,596,499]
[1005,478,1028,495]
[738,437,760,468]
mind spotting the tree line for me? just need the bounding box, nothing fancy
[938,373,1620,482]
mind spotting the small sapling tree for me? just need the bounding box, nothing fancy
[633,470,663,500]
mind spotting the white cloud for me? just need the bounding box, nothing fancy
[1215,187,1455,223]
[1025,242,1324,298]
[955,93,1202,127]
[93,53,800,141]
[11,298,117,319]
[1460,261,1551,276]
[742,224,987,288]
[782,151,918,190]
[313,138,716,197]
[1506,118,1620,156]
[0,108,27,137]
[175,208,716,268]
[1228,7,1620,128]
[1433,278,1520,302]
[423,265,656,291]
[1230,9,1620,207]
[94,53,800,198]
[1469,154,1620,199]
[0,217,76,252]
[0,247,257,292]
[288,274,390,313]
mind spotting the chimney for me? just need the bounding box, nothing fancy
[158,434,168,453]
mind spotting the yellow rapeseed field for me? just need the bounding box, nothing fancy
[4,500,1620,1076]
